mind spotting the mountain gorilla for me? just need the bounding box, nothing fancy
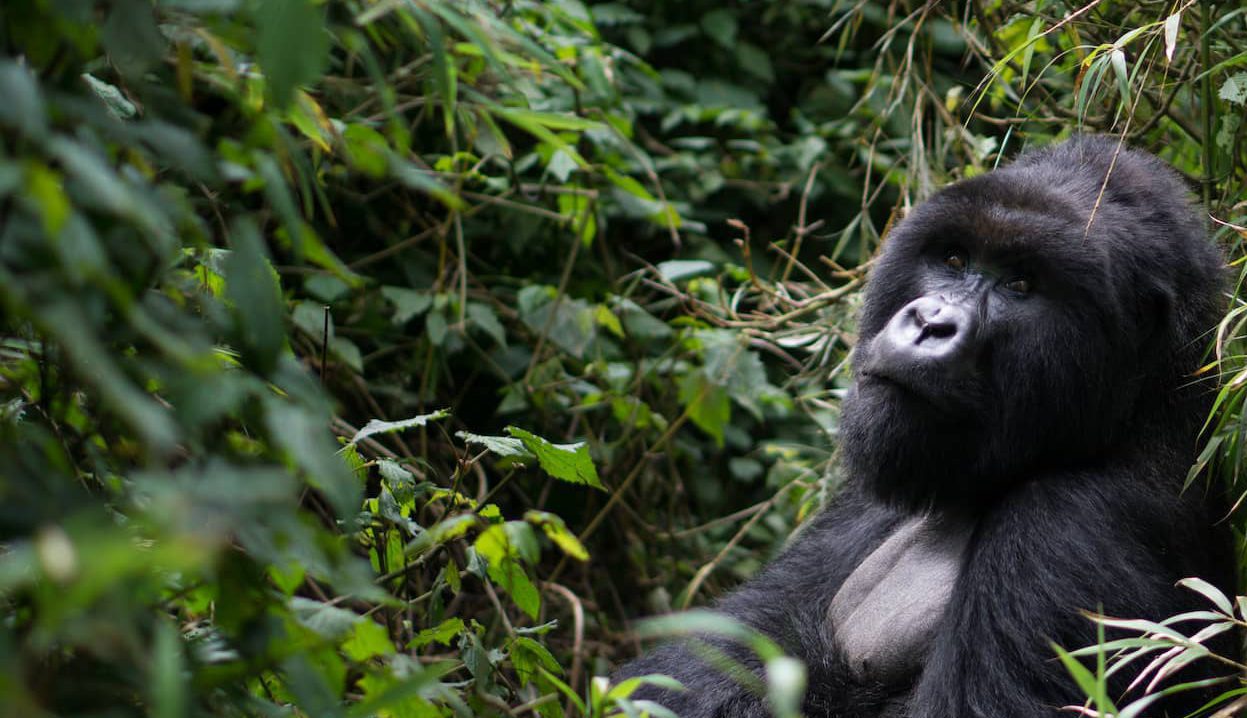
[616,137,1234,717]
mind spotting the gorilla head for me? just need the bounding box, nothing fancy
[840,136,1224,509]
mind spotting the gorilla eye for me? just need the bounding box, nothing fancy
[943,251,967,271]
[1004,277,1032,294]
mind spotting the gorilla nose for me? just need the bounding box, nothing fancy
[872,295,977,369]
[909,300,962,344]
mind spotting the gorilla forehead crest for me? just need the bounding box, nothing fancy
[842,136,1223,509]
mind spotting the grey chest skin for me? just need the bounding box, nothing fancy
[827,514,976,684]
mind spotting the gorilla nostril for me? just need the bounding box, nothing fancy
[925,322,957,340]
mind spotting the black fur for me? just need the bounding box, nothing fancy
[615,137,1234,717]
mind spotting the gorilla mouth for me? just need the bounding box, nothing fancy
[856,367,983,418]
[858,369,912,393]
[856,369,943,409]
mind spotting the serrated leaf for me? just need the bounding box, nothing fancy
[343,619,396,661]
[291,597,360,640]
[1219,73,1247,106]
[408,617,465,649]
[507,427,604,490]
[348,410,450,446]
[458,431,531,458]
[475,525,541,619]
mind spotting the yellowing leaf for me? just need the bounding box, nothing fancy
[524,510,588,561]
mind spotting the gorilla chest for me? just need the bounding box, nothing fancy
[827,515,974,684]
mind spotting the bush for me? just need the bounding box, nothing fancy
[0,1,1244,716]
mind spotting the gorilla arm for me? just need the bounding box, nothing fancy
[615,486,904,718]
[906,471,1225,718]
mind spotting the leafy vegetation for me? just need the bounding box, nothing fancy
[0,0,1244,716]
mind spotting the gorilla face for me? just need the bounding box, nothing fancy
[840,138,1223,509]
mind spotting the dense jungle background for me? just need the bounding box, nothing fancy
[3,0,1247,716]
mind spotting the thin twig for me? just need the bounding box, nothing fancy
[544,582,586,703]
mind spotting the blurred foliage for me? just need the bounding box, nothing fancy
[0,0,1244,716]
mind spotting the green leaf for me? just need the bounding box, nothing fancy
[292,301,330,339]
[150,620,188,718]
[494,108,596,167]
[291,596,362,640]
[224,219,286,374]
[657,259,715,282]
[389,153,465,209]
[475,525,541,619]
[517,286,597,358]
[615,298,673,340]
[1053,643,1116,714]
[265,398,360,519]
[342,124,389,176]
[506,427,604,490]
[343,619,396,662]
[678,373,730,447]
[1178,577,1234,615]
[700,10,737,48]
[24,163,70,236]
[29,300,179,453]
[256,0,330,108]
[0,61,46,138]
[1220,72,1247,106]
[348,409,451,446]
[458,430,532,458]
[510,636,562,686]
[329,337,363,373]
[467,302,507,346]
[603,167,656,202]
[737,43,774,83]
[595,304,624,338]
[82,74,137,120]
[408,617,465,649]
[547,149,579,183]
[1163,12,1181,63]
[382,286,433,324]
[102,0,166,79]
[48,137,165,238]
[1109,48,1129,102]
[413,7,457,137]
